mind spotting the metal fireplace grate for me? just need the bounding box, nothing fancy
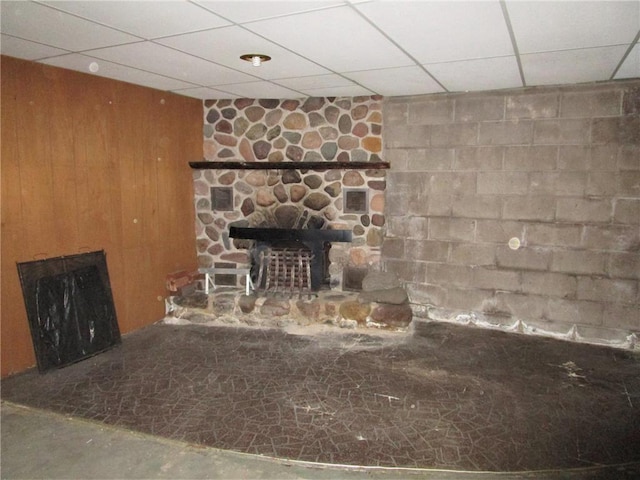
[256,247,314,297]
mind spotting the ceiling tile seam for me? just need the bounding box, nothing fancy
[609,30,640,80]
[348,2,448,92]
[0,33,75,61]
[500,0,526,88]
[519,42,637,57]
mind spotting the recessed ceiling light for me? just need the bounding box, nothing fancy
[240,54,271,67]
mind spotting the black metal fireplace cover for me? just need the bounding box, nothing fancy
[17,250,121,372]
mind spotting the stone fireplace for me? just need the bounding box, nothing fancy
[193,96,388,293]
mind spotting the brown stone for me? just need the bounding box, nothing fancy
[234,98,253,110]
[197,255,213,268]
[268,151,284,162]
[368,180,386,190]
[304,192,331,210]
[193,180,209,195]
[239,138,255,161]
[353,225,365,236]
[351,105,368,120]
[198,212,214,225]
[366,228,383,247]
[337,152,350,162]
[273,138,286,149]
[267,125,281,141]
[302,131,322,149]
[274,205,300,228]
[265,109,283,127]
[371,214,385,226]
[246,123,267,140]
[203,141,217,159]
[205,226,220,241]
[238,295,257,314]
[324,181,341,197]
[282,170,302,184]
[240,198,255,217]
[290,185,307,202]
[196,238,209,253]
[296,300,321,321]
[368,111,382,123]
[218,148,234,158]
[218,171,236,185]
[338,135,359,150]
[372,124,382,135]
[343,171,365,186]
[260,298,291,317]
[253,140,271,160]
[325,106,340,124]
[283,112,307,130]
[352,122,369,138]
[370,303,413,328]
[214,133,237,146]
[273,184,287,202]
[281,99,299,111]
[302,97,325,112]
[258,99,279,109]
[339,300,371,324]
[325,170,342,182]
[370,193,384,212]
[245,106,265,122]
[286,145,304,161]
[349,247,367,265]
[221,108,236,119]
[215,119,233,133]
[304,174,323,189]
[362,136,382,153]
[245,171,266,187]
[336,99,351,110]
[220,252,250,263]
[256,188,276,207]
[338,114,352,134]
[206,243,223,256]
[309,112,325,127]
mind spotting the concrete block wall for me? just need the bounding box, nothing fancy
[383,80,639,347]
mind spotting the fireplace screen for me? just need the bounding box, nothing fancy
[17,250,121,372]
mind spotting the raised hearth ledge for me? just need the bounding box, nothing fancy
[189,160,390,170]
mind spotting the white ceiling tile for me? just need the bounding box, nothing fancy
[615,43,640,79]
[88,42,257,86]
[157,26,329,79]
[346,66,444,96]
[218,81,302,99]
[355,1,513,63]
[41,1,230,39]
[172,86,239,100]
[39,53,198,91]
[506,1,640,54]
[276,74,355,90]
[0,1,139,50]
[0,34,68,60]
[427,57,523,92]
[245,6,414,72]
[522,46,629,86]
[194,1,344,23]
[299,85,374,97]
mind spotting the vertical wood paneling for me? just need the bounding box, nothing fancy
[1,56,202,377]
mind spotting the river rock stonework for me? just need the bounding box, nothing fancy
[196,96,386,291]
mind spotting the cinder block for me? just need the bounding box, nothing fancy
[405,282,447,306]
[551,249,607,275]
[623,85,640,116]
[387,172,427,193]
[504,145,557,171]
[430,123,478,147]
[506,93,559,119]
[496,245,551,271]
[384,191,411,216]
[427,194,453,216]
[533,119,590,145]
[384,259,427,284]
[529,172,586,196]
[590,145,619,171]
[556,198,612,223]
[429,217,476,242]
[453,146,504,171]
[478,120,533,145]
[384,148,409,171]
[586,172,618,196]
[455,96,505,122]
[607,252,640,280]
[502,196,556,221]
[547,298,603,327]
[427,263,474,288]
[560,90,621,118]
[387,216,429,239]
[477,172,529,195]
[603,303,640,329]
[526,223,582,248]
[618,171,640,196]
[494,292,548,321]
[557,145,589,171]
[473,267,520,291]
[405,239,450,262]
[592,116,640,145]
[407,148,454,171]
[383,101,408,125]
[385,125,430,148]
[428,172,476,194]
[444,287,492,311]
[521,271,577,298]
[408,98,454,125]
[614,199,640,225]
[583,225,640,252]
[618,145,640,170]
[476,219,525,243]
[452,195,502,219]
[449,243,497,266]
[577,277,638,304]
[381,237,405,259]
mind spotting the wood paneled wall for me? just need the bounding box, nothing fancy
[1,56,202,377]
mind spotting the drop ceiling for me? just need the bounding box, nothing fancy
[1,0,638,99]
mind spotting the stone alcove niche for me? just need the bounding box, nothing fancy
[191,161,389,292]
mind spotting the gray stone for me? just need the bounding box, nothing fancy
[238,295,257,314]
[282,170,302,184]
[303,193,331,211]
[370,303,413,328]
[286,145,304,161]
[246,124,267,140]
[362,272,402,291]
[359,287,408,305]
[338,114,352,134]
[304,174,323,189]
[260,298,290,317]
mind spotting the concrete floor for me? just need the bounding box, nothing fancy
[2,319,640,479]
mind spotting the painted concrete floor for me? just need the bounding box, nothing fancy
[2,319,640,479]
